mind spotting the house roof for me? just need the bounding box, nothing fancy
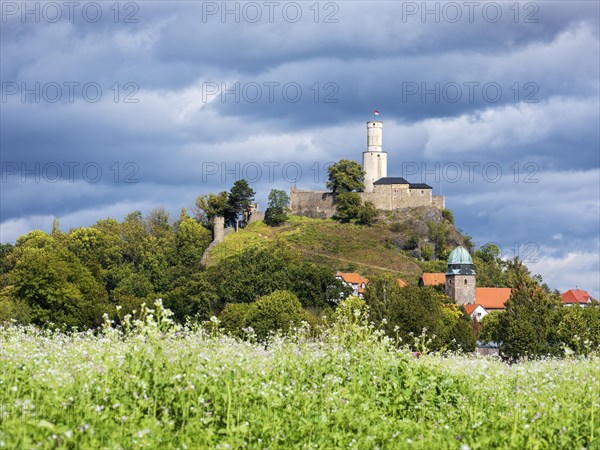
[475,287,512,309]
[336,272,363,284]
[358,277,369,294]
[463,303,485,315]
[374,177,409,185]
[420,273,446,286]
[561,289,592,304]
[372,177,432,189]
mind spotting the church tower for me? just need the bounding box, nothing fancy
[445,246,476,305]
[362,121,387,192]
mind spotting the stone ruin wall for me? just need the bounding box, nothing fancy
[289,187,336,218]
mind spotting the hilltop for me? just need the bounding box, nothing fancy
[205,206,467,283]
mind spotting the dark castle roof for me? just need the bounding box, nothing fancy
[374,178,432,189]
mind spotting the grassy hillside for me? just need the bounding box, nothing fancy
[206,209,466,284]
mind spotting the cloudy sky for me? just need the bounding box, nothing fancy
[1,1,598,298]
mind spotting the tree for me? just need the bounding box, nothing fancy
[427,221,449,260]
[326,160,365,193]
[228,180,255,230]
[289,263,351,308]
[479,311,502,343]
[335,192,362,223]
[244,290,307,340]
[10,231,109,328]
[264,189,290,226]
[144,207,171,238]
[357,201,378,225]
[206,242,348,309]
[195,192,229,227]
[556,302,600,355]
[364,279,475,352]
[474,244,507,287]
[174,209,212,268]
[163,272,216,323]
[218,303,251,338]
[496,265,563,360]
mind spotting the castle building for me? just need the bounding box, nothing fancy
[290,120,444,217]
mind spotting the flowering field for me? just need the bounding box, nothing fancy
[1,303,598,449]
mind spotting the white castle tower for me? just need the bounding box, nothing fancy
[362,121,387,192]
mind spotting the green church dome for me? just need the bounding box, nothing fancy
[448,246,473,265]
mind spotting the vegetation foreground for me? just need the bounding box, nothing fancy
[0,301,598,450]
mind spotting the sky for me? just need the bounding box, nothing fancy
[1,1,599,299]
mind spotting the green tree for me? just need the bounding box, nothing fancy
[335,192,362,223]
[218,303,251,338]
[364,280,475,352]
[497,266,562,360]
[245,290,307,340]
[357,201,378,226]
[289,263,351,308]
[144,207,171,238]
[195,192,229,227]
[163,272,216,323]
[228,180,256,230]
[0,243,15,282]
[556,302,600,355]
[479,311,502,343]
[207,242,347,309]
[11,231,108,328]
[174,209,212,268]
[326,160,365,193]
[474,243,507,287]
[264,189,290,226]
[206,243,296,307]
[427,221,449,260]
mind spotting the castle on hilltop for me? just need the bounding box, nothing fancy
[290,120,445,217]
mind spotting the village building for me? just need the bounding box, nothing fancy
[336,271,406,299]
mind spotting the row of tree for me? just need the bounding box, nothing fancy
[479,273,600,360]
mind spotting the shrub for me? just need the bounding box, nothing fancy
[245,290,307,340]
[219,303,251,338]
[356,201,378,225]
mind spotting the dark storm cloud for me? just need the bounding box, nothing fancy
[1,0,598,297]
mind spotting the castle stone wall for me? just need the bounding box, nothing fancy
[433,196,445,209]
[290,187,336,218]
[361,184,437,209]
[290,185,444,216]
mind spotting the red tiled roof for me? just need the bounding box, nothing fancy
[358,277,369,294]
[420,273,446,286]
[336,272,363,285]
[463,304,479,315]
[561,289,592,304]
[475,287,512,309]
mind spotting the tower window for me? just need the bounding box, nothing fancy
[464,279,468,285]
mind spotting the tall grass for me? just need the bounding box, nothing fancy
[1,301,598,449]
